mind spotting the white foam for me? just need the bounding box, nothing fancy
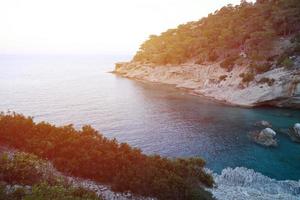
[209,167,300,200]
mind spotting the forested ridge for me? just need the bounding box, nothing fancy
[133,0,300,72]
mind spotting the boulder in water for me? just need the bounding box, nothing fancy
[261,128,276,137]
[250,128,277,147]
[288,123,300,143]
[293,123,300,136]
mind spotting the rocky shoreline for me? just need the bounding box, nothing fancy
[2,145,300,200]
[113,61,300,108]
[211,167,300,200]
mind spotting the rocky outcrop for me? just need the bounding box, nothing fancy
[210,167,300,200]
[249,128,278,147]
[288,123,300,143]
[114,61,300,108]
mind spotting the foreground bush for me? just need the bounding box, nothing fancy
[28,183,100,200]
[0,152,58,186]
[220,55,239,71]
[0,182,100,200]
[0,112,214,200]
[239,72,255,84]
[0,151,101,200]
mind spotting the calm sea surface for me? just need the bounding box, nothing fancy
[0,55,300,181]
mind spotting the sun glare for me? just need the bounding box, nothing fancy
[0,0,249,55]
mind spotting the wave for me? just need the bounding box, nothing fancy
[208,167,300,200]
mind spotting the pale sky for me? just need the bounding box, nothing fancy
[0,0,253,55]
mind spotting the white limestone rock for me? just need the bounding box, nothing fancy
[250,128,277,147]
[114,61,300,108]
[210,167,300,200]
[288,123,300,143]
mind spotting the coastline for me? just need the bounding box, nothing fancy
[113,62,300,109]
[210,167,300,200]
[2,143,300,200]
[112,71,245,108]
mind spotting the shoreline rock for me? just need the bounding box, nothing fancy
[211,167,300,200]
[113,61,300,108]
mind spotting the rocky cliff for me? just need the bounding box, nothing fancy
[114,0,300,108]
[114,58,300,108]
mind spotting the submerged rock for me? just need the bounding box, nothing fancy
[250,128,277,147]
[288,123,300,143]
[254,120,272,128]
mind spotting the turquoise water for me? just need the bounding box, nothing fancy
[0,55,299,181]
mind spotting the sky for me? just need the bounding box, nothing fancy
[0,0,254,55]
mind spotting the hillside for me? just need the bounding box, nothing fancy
[0,112,214,200]
[133,0,300,67]
[115,0,300,108]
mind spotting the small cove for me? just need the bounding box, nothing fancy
[0,55,299,181]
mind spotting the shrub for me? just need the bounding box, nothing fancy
[293,42,300,54]
[239,72,255,84]
[250,62,272,74]
[27,183,100,200]
[219,75,227,82]
[0,151,102,200]
[220,55,239,71]
[0,183,101,200]
[195,55,206,65]
[258,77,275,86]
[281,57,294,68]
[290,33,300,43]
[0,184,8,200]
[0,184,27,200]
[0,113,214,200]
[208,51,218,62]
[277,53,295,68]
[0,152,51,185]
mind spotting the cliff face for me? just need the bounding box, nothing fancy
[114,60,300,108]
[114,0,300,108]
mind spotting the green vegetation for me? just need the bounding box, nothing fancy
[258,77,275,86]
[240,72,255,84]
[281,57,294,68]
[218,75,227,82]
[250,62,272,74]
[0,112,214,200]
[220,55,239,71]
[133,0,300,71]
[291,33,300,42]
[0,182,100,200]
[27,183,100,200]
[0,152,101,200]
[0,152,59,186]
